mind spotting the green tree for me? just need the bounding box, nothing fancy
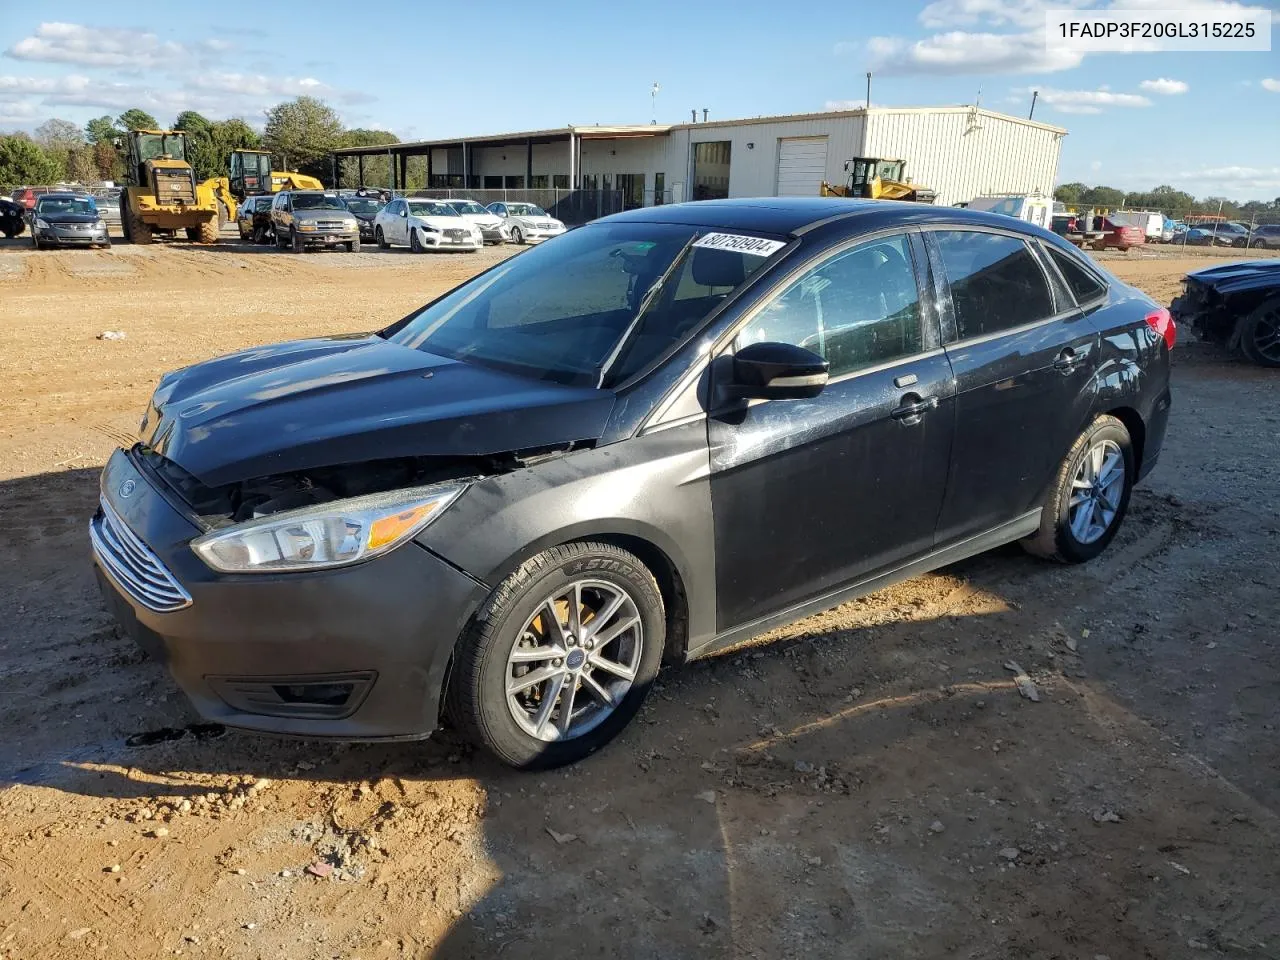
[85,115,121,144]
[1053,182,1087,205]
[117,108,160,131]
[263,96,343,180]
[35,118,89,183]
[337,128,399,188]
[92,139,122,181]
[0,134,61,185]
[1080,185,1126,208]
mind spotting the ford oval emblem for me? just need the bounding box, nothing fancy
[118,479,136,499]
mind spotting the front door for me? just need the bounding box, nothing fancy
[708,231,955,631]
[924,227,1099,543]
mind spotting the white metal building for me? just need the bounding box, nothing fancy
[333,106,1066,208]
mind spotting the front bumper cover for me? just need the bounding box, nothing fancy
[92,448,487,740]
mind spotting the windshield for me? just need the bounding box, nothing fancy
[408,201,456,218]
[507,203,547,217]
[291,194,347,211]
[449,201,487,215]
[136,133,187,162]
[385,222,777,386]
[37,196,97,217]
[343,198,384,217]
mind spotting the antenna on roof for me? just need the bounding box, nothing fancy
[651,82,660,124]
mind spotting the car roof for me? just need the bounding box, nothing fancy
[597,197,1063,240]
[38,192,92,201]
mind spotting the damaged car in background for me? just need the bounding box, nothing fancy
[91,198,1173,770]
[1172,259,1280,367]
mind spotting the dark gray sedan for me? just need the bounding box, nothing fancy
[32,193,110,249]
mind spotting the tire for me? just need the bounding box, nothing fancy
[217,200,229,229]
[31,233,41,250]
[1238,297,1280,368]
[511,225,525,245]
[376,226,389,249]
[347,238,361,253]
[410,228,424,253]
[445,541,666,770]
[275,227,287,250]
[122,197,152,245]
[290,228,304,254]
[1022,414,1134,564]
[198,218,218,244]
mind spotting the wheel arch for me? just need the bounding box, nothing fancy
[1102,404,1146,469]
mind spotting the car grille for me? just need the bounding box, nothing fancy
[446,229,467,240]
[537,222,557,230]
[90,497,191,613]
[313,220,347,230]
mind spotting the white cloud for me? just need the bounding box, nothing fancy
[1262,78,1280,92]
[1139,77,1188,95]
[1090,160,1103,171]
[824,99,867,111]
[865,30,1083,74]
[6,22,190,69]
[1175,165,1280,192]
[1030,86,1153,111]
[919,0,1087,29]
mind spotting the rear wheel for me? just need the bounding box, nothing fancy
[410,228,424,253]
[375,226,388,249]
[1239,297,1280,368]
[1023,415,1133,563]
[445,542,665,769]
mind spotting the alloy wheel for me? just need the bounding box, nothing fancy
[1248,304,1280,364]
[1068,439,1125,544]
[505,579,643,742]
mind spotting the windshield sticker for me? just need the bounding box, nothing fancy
[693,233,785,257]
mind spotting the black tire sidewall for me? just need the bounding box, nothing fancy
[1240,299,1280,368]
[410,228,422,253]
[463,547,665,770]
[1050,419,1134,562]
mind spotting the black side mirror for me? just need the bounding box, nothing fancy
[729,341,829,400]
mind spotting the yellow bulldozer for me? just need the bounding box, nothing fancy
[203,149,324,225]
[820,157,937,204]
[119,129,220,244]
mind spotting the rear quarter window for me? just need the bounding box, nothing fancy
[1043,243,1108,306]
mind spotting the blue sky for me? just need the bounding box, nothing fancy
[1,0,1277,199]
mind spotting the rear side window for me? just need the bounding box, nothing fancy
[1044,244,1107,305]
[932,230,1055,340]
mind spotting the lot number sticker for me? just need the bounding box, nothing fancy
[693,233,786,257]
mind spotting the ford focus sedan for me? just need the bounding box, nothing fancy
[92,198,1173,769]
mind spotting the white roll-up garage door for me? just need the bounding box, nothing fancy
[776,137,829,197]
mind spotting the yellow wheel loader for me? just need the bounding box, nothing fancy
[119,130,220,244]
[204,150,324,225]
[820,157,937,204]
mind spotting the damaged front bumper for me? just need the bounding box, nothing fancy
[91,447,488,740]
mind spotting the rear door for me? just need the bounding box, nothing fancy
[925,227,1099,544]
[708,230,955,630]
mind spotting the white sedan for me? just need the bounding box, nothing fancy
[485,201,567,244]
[373,198,482,253]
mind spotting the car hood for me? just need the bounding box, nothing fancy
[411,215,473,231]
[39,213,99,224]
[458,213,502,227]
[142,334,616,487]
[1186,259,1280,295]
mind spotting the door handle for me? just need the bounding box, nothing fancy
[1052,348,1088,373]
[891,395,939,422]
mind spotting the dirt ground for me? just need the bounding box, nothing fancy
[0,232,1277,960]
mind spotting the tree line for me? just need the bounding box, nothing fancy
[0,96,398,187]
[1054,182,1280,219]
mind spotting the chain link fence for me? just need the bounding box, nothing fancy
[390,188,627,227]
[1072,203,1280,251]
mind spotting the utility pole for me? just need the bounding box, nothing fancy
[865,72,872,109]
[1028,90,1039,120]
[651,82,660,124]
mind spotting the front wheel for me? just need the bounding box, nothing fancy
[409,228,424,253]
[1239,297,1280,368]
[445,542,666,769]
[510,225,525,245]
[347,238,361,253]
[375,226,389,249]
[1023,415,1133,563]
[290,229,304,254]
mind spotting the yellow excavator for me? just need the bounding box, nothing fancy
[820,157,937,204]
[119,129,220,244]
[203,149,324,224]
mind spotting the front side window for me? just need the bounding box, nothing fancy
[931,230,1055,340]
[386,223,775,386]
[408,201,455,218]
[736,234,924,378]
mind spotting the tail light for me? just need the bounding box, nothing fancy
[1145,307,1176,350]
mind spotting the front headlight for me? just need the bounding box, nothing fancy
[344,219,358,231]
[35,218,49,229]
[190,483,466,574]
[96,219,107,229]
[297,222,318,232]
[420,223,439,232]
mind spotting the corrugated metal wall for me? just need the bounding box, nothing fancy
[686,116,864,198]
[861,109,1063,206]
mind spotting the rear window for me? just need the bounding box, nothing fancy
[1044,244,1107,306]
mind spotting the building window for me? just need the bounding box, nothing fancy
[553,174,569,189]
[654,172,665,205]
[483,175,503,189]
[692,141,731,201]
[505,175,525,189]
[616,174,644,210]
[531,175,549,189]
